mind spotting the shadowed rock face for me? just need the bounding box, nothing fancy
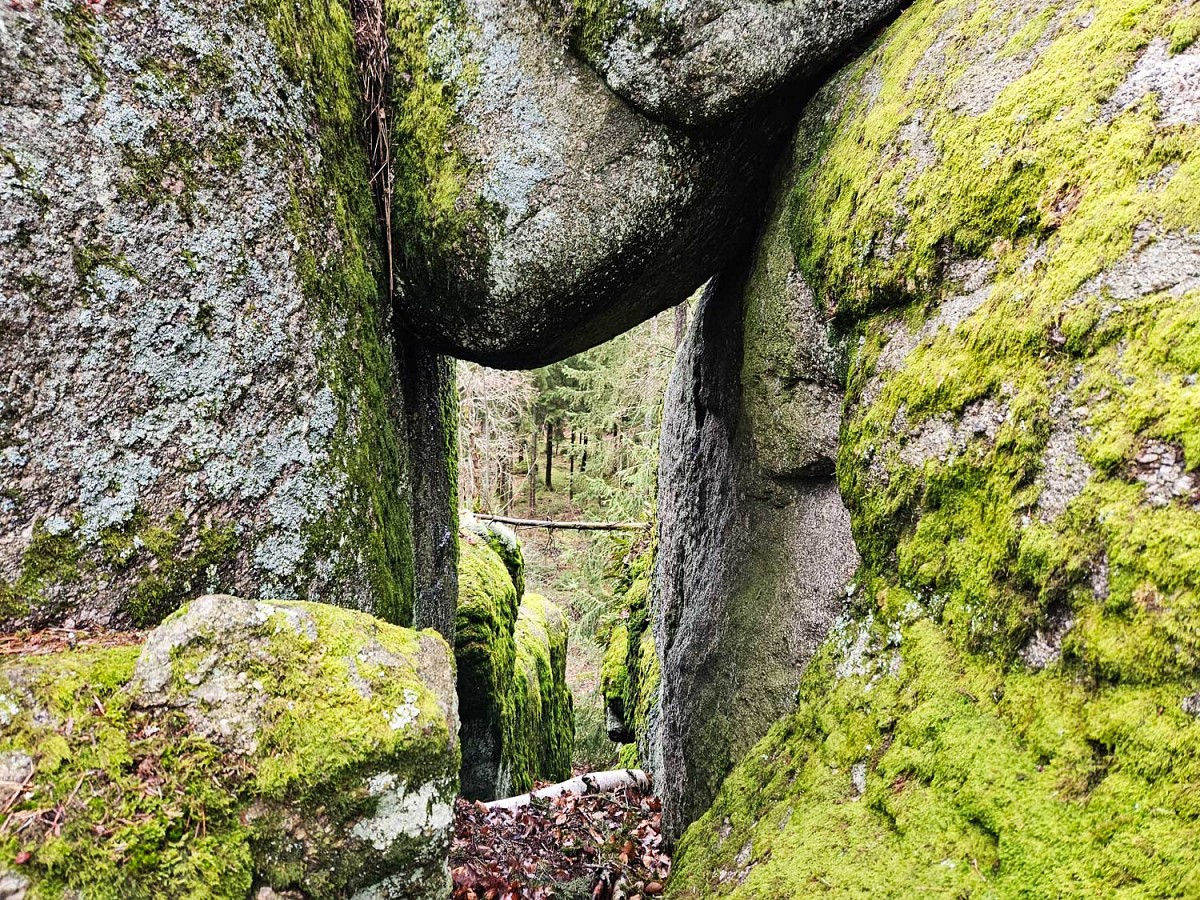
[538,0,909,127]
[651,134,860,840]
[387,0,797,368]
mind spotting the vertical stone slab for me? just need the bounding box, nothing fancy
[0,0,417,629]
[652,149,860,841]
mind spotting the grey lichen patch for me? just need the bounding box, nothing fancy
[1103,36,1200,126]
[1,0,416,629]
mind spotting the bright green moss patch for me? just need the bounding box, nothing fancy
[670,602,1200,898]
[505,594,574,792]
[598,543,658,767]
[251,0,416,623]
[0,599,458,899]
[0,646,255,900]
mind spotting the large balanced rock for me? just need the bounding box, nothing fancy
[0,0,456,633]
[0,595,459,899]
[652,155,859,838]
[385,0,788,367]
[669,0,1200,892]
[536,0,907,127]
[455,531,574,799]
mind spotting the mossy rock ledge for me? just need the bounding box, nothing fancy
[455,533,574,800]
[667,0,1200,893]
[0,595,460,899]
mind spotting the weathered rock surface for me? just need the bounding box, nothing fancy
[0,0,460,632]
[0,595,460,899]
[670,0,1200,893]
[539,0,907,127]
[386,0,787,367]
[652,139,860,840]
[455,531,574,799]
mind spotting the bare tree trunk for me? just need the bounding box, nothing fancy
[569,431,575,501]
[672,301,691,348]
[581,434,588,473]
[528,429,537,514]
[544,420,554,489]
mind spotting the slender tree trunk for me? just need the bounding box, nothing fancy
[581,434,588,473]
[569,431,575,501]
[544,420,554,489]
[528,429,537,513]
[674,300,688,347]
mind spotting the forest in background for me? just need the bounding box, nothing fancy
[457,300,691,768]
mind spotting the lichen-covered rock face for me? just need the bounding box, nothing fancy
[652,159,860,840]
[385,0,787,367]
[0,595,460,899]
[0,0,427,631]
[536,0,907,127]
[669,0,1200,892]
[455,532,575,799]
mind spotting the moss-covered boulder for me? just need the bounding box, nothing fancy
[464,517,526,600]
[0,0,463,633]
[383,0,796,367]
[0,595,459,899]
[455,534,521,798]
[600,568,661,770]
[669,0,1200,892]
[455,532,575,798]
[504,593,575,791]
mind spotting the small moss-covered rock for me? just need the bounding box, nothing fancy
[0,595,459,899]
[455,533,520,799]
[464,517,526,600]
[503,594,575,793]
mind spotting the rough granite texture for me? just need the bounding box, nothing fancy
[536,0,908,127]
[0,595,459,899]
[652,159,860,841]
[385,0,791,367]
[670,0,1200,893]
[0,0,431,631]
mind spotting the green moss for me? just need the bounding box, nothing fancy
[0,511,237,629]
[384,0,493,316]
[670,606,1200,898]
[504,594,575,792]
[53,1,108,90]
[598,548,657,766]
[0,646,255,899]
[0,601,458,899]
[251,0,416,624]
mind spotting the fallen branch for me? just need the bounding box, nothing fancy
[485,769,650,811]
[467,513,651,532]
